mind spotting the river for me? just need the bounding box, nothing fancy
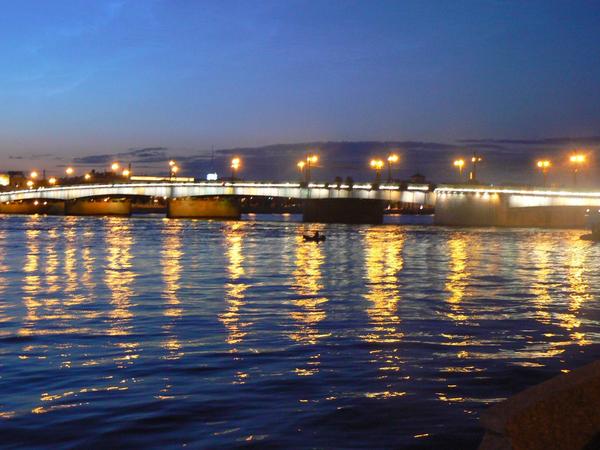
[1,214,600,448]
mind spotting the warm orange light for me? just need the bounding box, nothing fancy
[169,160,176,167]
[536,160,551,169]
[231,157,241,170]
[387,154,399,163]
[307,154,318,164]
[122,169,131,177]
[84,173,91,180]
[297,161,306,170]
[171,165,179,174]
[453,159,465,168]
[111,162,120,171]
[30,171,38,179]
[48,177,57,185]
[570,154,586,164]
[65,166,74,175]
[370,159,384,170]
[471,156,482,163]
[26,180,34,188]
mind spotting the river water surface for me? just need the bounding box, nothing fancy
[1,214,600,449]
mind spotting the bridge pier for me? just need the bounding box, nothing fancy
[302,198,384,224]
[65,198,132,216]
[435,190,589,228]
[167,197,241,219]
[0,199,65,215]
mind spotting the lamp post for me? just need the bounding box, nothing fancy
[569,153,586,187]
[65,167,74,176]
[111,162,120,173]
[370,158,384,184]
[169,160,178,180]
[48,177,57,186]
[470,152,482,182]
[387,154,399,183]
[230,157,241,181]
[30,171,38,180]
[536,160,551,187]
[453,159,465,181]
[297,160,306,182]
[305,154,318,183]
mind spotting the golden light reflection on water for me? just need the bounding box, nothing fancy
[105,219,135,335]
[219,222,251,350]
[362,228,404,344]
[104,219,138,368]
[445,235,469,323]
[290,226,330,376]
[161,221,184,360]
[530,237,553,325]
[362,228,405,379]
[561,234,592,346]
[19,216,42,335]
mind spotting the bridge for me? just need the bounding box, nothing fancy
[2,180,599,227]
[0,180,433,224]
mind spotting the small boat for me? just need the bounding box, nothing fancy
[303,233,326,242]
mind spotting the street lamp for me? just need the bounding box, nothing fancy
[84,173,92,181]
[297,160,306,182]
[111,162,120,172]
[30,171,38,179]
[122,169,131,178]
[569,153,586,186]
[230,157,241,181]
[170,165,179,180]
[26,180,34,189]
[453,159,465,180]
[48,177,57,185]
[304,154,318,183]
[470,153,482,182]
[370,158,384,183]
[387,154,399,183]
[65,167,74,176]
[536,160,551,187]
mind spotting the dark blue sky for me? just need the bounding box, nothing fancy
[1,0,600,182]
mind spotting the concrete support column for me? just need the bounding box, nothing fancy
[167,197,241,219]
[302,198,384,224]
[65,198,132,216]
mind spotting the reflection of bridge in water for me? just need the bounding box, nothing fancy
[2,181,600,227]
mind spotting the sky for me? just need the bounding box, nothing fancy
[1,0,600,183]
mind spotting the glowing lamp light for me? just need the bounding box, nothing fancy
[370,159,384,170]
[84,173,91,180]
[65,167,74,175]
[169,160,176,167]
[111,162,120,171]
[307,155,318,164]
[231,157,241,170]
[570,154,586,164]
[26,180,34,188]
[122,169,131,177]
[536,160,551,169]
[297,161,306,170]
[387,154,399,163]
[48,177,57,185]
[171,165,179,174]
[30,171,38,179]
